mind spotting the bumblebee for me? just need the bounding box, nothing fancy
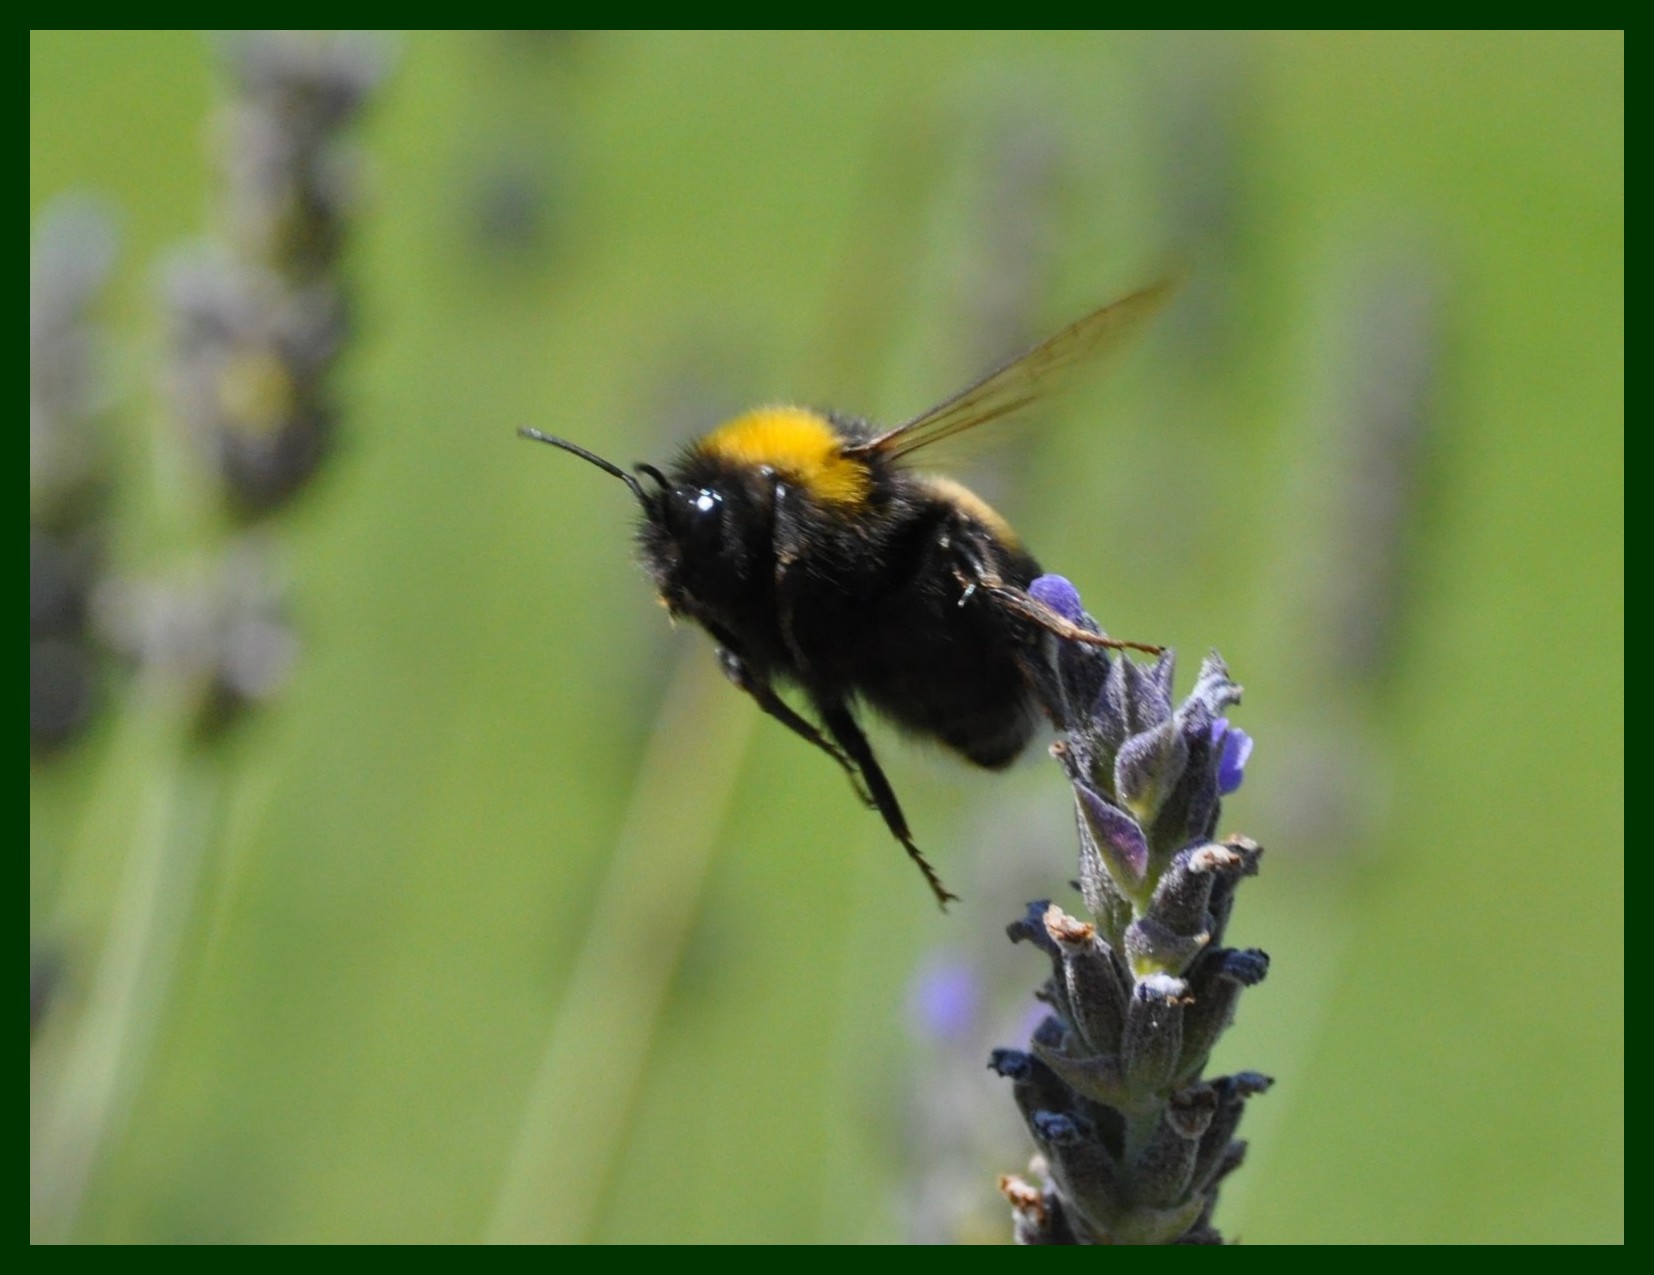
[522,282,1169,906]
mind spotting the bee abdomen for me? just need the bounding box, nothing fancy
[863,647,1038,769]
[933,704,1038,769]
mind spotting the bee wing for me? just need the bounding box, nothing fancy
[852,279,1175,462]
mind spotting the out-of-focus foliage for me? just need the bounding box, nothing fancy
[31,31,1621,1243]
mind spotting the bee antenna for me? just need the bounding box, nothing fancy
[635,463,669,492]
[518,427,651,505]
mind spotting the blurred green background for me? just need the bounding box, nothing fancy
[30,31,1622,1243]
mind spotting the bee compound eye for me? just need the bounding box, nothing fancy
[671,485,724,547]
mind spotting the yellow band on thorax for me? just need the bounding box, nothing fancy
[699,407,871,506]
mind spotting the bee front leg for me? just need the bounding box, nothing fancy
[715,649,875,809]
[815,699,959,910]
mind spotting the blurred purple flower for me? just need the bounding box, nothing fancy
[909,958,982,1042]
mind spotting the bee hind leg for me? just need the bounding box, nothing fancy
[950,541,1164,657]
[986,582,1165,656]
[715,649,875,809]
[816,699,960,910]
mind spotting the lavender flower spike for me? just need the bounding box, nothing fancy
[994,575,1269,1245]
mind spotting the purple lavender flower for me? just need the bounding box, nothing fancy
[995,575,1268,1245]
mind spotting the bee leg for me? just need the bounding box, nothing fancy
[985,581,1165,655]
[950,540,1164,657]
[816,699,960,910]
[715,649,876,809]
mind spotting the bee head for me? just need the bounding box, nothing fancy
[639,453,779,620]
[518,426,771,621]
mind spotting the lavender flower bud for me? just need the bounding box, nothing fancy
[1176,948,1271,1083]
[1190,1073,1272,1196]
[1122,973,1190,1093]
[1205,834,1263,945]
[1127,1083,1218,1207]
[1043,904,1129,1056]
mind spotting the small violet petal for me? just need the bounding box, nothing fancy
[1212,717,1253,796]
[1029,574,1084,623]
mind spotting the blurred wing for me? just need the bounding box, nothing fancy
[852,279,1175,462]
